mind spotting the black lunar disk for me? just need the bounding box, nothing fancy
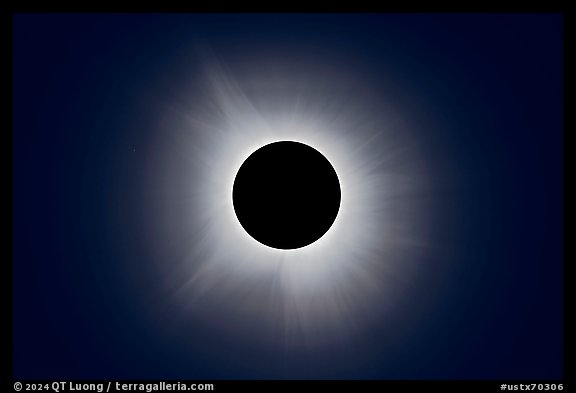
[233,141,341,250]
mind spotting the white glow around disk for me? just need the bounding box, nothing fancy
[146,54,436,344]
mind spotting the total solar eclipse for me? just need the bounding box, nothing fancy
[232,141,341,250]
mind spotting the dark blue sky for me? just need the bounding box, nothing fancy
[13,13,563,379]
